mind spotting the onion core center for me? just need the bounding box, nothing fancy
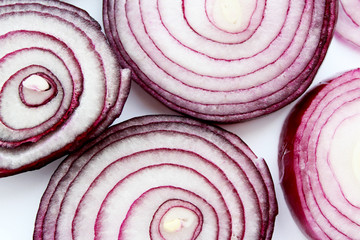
[161,206,198,238]
[163,218,183,232]
[22,74,51,92]
[219,0,242,24]
[19,73,56,107]
[208,0,254,33]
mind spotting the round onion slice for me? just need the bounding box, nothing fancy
[34,115,277,239]
[103,0,337,122]
[0,0,131,177]
[279,68,360,239]
[335,0,360,49]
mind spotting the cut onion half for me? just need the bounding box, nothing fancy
[103,0,337,122]
[34,115,277,239]
[335,0,360,49]
[0,0,131,177]
[279,68,360,239]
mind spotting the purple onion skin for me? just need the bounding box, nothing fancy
[278,81,330,239]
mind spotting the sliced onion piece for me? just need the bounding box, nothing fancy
[103,0,337,122]
[34,115,277,239]
[279,68,360,239]
[0,0,131,177]
[335,0,360,49]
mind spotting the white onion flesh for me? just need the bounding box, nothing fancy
[103,0,337,122]
[34,115,277,240]
[0,0,131,177]
[279,68,360,239]
[335,0,360,49]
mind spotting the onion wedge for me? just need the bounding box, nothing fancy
[279,68,360,239]
[34,115,277,239]
[0,0,131,177]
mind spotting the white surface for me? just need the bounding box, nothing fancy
[1,1,360,239]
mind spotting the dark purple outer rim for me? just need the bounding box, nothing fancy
[278,68,360,239]
[279,81,327,239]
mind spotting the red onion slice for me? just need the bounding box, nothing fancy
[279,69,360,239]
[34,115,277,239]
[0,0,131,177]
[103,0,337,122]
[335,0,360,49]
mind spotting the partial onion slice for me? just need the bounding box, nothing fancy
[0,0,131,177]
[335,0,360,49]
[279,69,360,239]
[103,0,337,122]
[34,115,277,239]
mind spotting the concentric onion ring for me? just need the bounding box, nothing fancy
[0,0,131,177]
[34,115,277,239]
[279,69,360,239]
[103,0,337,122]
[335,0,360,49]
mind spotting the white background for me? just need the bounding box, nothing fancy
[1,0,360,239]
